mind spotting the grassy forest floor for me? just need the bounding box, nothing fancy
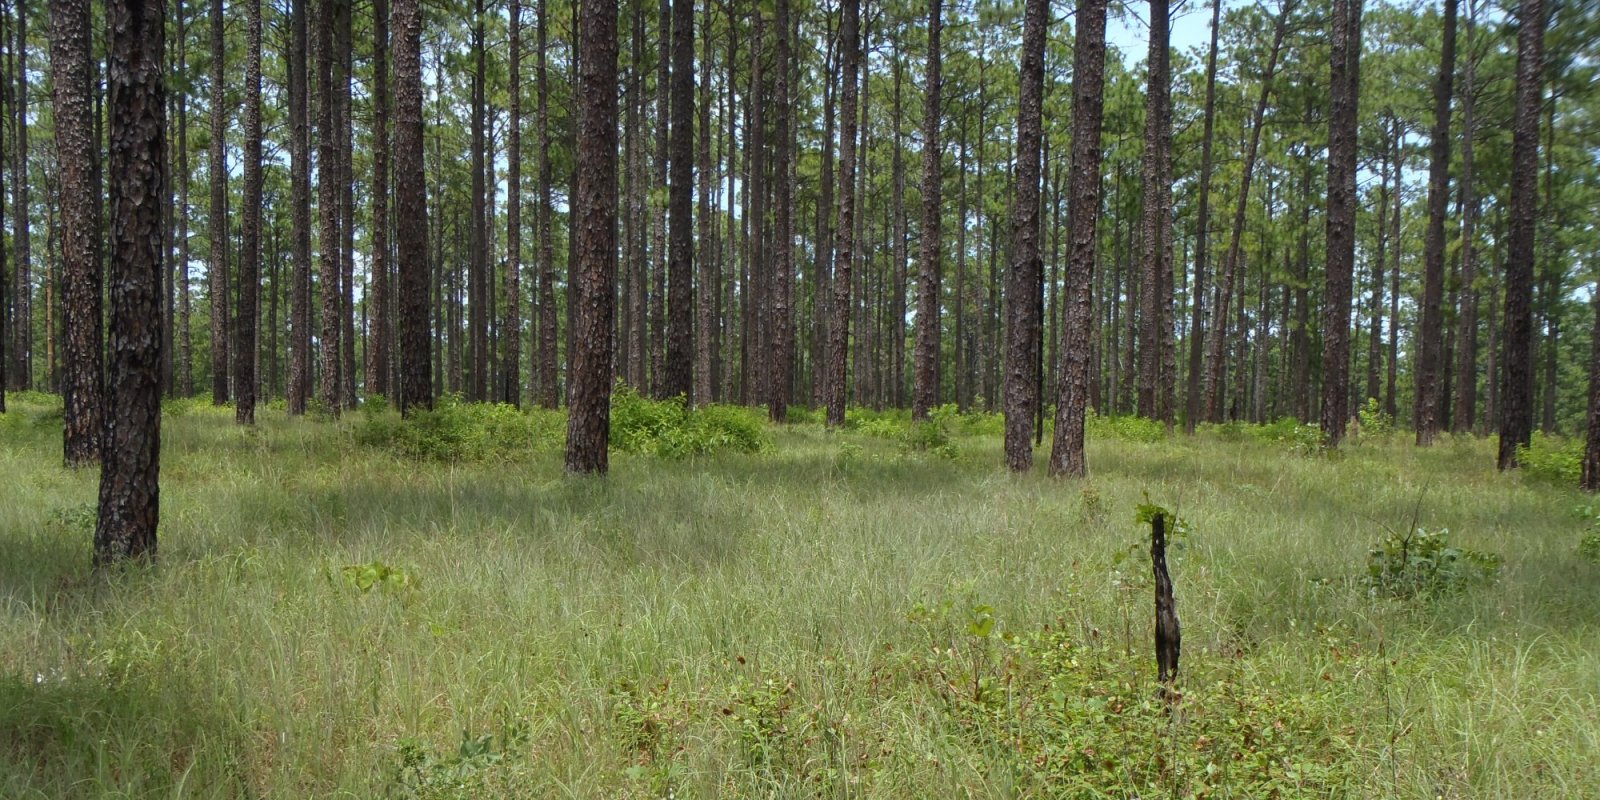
[1,391,1597,798]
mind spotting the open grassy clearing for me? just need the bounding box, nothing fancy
[1,393,1597,798]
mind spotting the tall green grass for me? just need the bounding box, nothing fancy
[1,394,1595,798]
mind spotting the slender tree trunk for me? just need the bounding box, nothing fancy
[912,0,941,422]
[1583,282,1600,491]
[315,0,342,413]
[337,0,354,406]
[889,38,906,409]
[208,0,228,403]
[535,0,557,407]
[693,0,712,407]
[10,0,30,392]
[1047,0,1108,477]
[50,0,101,463]
[824,0,860,426]
[1003,0,1046,471]
[393,0,429,414]
[1452,0,1479,434]
[1184,0,1222,431]
[1138,0,1172,423]
[95,0,165,565]
[236,0,261,423]
[1204,1,1289,424]
[466,0,486,401]
[1368,134,1388,405]
[1321,0,1363,447]
[565,0,618,473]
[176,2,190,395]
[1415,0,1457,445]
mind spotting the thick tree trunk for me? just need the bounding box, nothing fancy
[236,0,261,423]
[1583,285,1600,491]
[367,0,390,398]
[208,0,228,403]
[95,0,165,566]
[1003,0,1046,472]
[1321,0,1362,447]
[912,0,941,422]
[1497,0,1544,469]
[1415,0,1457,445]
[1138,0,1172,424]
[1452,0,1479,434]
[565,0,618,473]
[1047,0,1107,478]
[662,0,693,400]
[768,0,792,422]
[50,0,102,464]
[287,0,311,413]
[393,0,429,415]
[824,0,859,426]
[315,0,341,414]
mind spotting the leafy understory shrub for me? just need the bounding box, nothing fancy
[610,386,770,457]
[391,724,529,800]
[1581,532,1600,564]
[897,607,1362,797]
[1356,397,1394,439]
[1517,432,1582,485]
[1086,411,1167,443]
[341,560,417,594]
[1364,526,1501,599]
[354,395,564,462]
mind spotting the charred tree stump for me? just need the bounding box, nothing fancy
[1151,512,1181,695]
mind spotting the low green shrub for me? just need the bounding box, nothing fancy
[1517,432,1582,485]
[353,395,563,462]
[1085,411,1166,443]
[609,385,769,457]
[1364,526,1501,599]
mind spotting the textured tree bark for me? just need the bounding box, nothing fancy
[315,0,341,414]
[662,0,693,400]
[825,0,859,427]
[499,0,519,406]
[235,0,261,424]
[1583,285,1600,492]
[208,0,228,404]
[50,0,102,464]
[95,0,165,566]
[1497,0,1544,469]
[1151,513,1180,690]
[1415,0,1457,446]
[287,0,311,414]
[367,0,390,399]
[1321,0,1362,448]
[1003,0,1045,472]
[1047,0,1107,478]
[1452,0,1480,434]
[1137,0,1172,424]
[811,26,834,407]
[393,0,429,416]
[768,0,793,422]
[336,0,355,408]
[565,0,618,474]
[912,0,941,423]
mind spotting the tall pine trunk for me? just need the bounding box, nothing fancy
[208,0,228,403]
[1415,0,1457,445]
[393,0,429,414]
[1003,0,1046,471]
[1321,0,1362,447]
[236,0,261,423]
[1047,0,1108,478]
[911,0,941,422]
[95,0,165,565]
[1497,0,1544,469]
[565,0,618,473]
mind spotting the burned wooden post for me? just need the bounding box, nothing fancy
[1151,512,1181,692]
